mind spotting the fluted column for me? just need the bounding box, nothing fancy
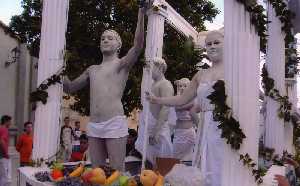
[264,2,286,155]
[223,0,260,185]
[32,0,69,161]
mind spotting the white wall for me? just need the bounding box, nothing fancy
[0,26,35,131]
[0,26,19,125]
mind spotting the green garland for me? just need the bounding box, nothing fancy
[261,64,292,122]
[236,0,268,52]
[30,69,65,108]
[207,80,246,150]
[207,80,265,183]
[267,0,299,78]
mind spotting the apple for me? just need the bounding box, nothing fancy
[119,175,129,186]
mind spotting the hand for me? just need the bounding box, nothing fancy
[149,135,159,146]
[284,157,299,168]
[274,175,290,186]
[145,92,158,104]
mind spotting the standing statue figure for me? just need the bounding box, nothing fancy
[146,30,225,186]
[172,78,198,161]
[63,8,145,171]
[135,58,174,166]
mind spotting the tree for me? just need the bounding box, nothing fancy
[10,0,219,116]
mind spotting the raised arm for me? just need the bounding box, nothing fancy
[119,8,145,69]
[147,71,200,107]
[63,67,89,93]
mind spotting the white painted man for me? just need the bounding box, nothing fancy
[63,8,145,171]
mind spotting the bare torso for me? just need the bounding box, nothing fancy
[88,60,129,122]
[149,79,173,119]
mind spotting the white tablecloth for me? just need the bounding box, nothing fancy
[18,167,53,186]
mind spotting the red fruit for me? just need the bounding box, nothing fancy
[51,169,63,180]
[81,171,94,183]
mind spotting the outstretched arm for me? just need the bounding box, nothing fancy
[63,68,89,93]
[119,8,145,70]
[147,71,200,106]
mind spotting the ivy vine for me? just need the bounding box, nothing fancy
[236,0,268,52]
[207,80,265,183]
[261,64,292,122]
[267,0,299,78]
[30,68,66,108]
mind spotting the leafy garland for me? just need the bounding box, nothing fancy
[260,0,299,122]
[207,80,265,184]
[236,0,268,52]
[30,68,66,108]
[267,0,299,78]
[261,64,292,122]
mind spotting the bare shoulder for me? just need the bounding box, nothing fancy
[158,79,174,96]
[194,68,211,84]
[160,79,173,89]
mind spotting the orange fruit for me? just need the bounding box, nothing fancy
[51,169,63,180]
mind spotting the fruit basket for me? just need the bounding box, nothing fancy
[34,163,168,186]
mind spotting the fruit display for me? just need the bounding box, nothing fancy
[69,164,84,177]
[51,169,64,181]
[140,170,164,186]
[33,164,166,186]
[56,177,82,186]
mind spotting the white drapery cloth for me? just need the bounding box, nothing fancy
[32,0,69,160]
[223,1,260,185]
[264,2,286,155]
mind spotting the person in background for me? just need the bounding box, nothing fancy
[0,115,12,186]
[72,121,82,152]
[60,117,74,161]
[16,121,33,166]
[70,134,89,162]
[126,129,138,156]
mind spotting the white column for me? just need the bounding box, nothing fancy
[140,8,165,169]
[32,0,69,160]
[223,0,260,185]
[285,78,297,154]
[264,2,286,155]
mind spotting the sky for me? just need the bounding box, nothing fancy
[0,0,22,25]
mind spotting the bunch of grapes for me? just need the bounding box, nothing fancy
[34,171,51,182]
[56,177,82,186]
[100,165,115,177]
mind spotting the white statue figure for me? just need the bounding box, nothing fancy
[135,58,174,166]
[172,78,198,161]
[63,8,145,171]
[146,30,225,186]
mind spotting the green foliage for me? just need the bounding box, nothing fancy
[267,0,299,78]
[207,80,264,183]
[236,0,268,52]
[207,80,246,150]
[10,0,219,116]
[261,64,293,122]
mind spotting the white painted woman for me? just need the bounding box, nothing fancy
[146,30,225,186]
[172,78,198,161]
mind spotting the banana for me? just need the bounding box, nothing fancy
[154,174,164,186]
[69,164,84,177]
[104,171,121,185]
